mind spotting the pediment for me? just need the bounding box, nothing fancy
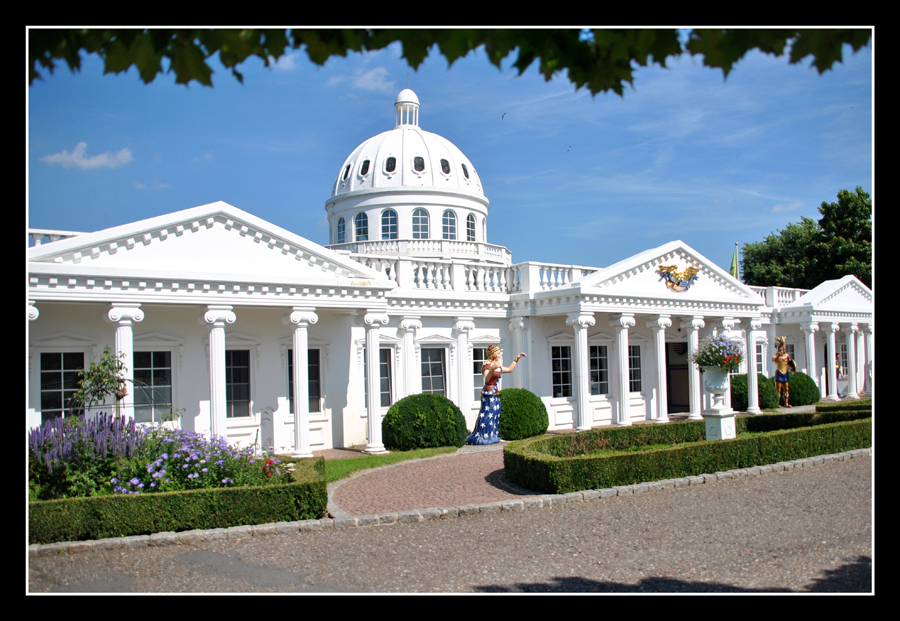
[27,201,386,285]
[784,275,873,313]
[577,241,761,304]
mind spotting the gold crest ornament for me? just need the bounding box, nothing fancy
[658,265,701,292]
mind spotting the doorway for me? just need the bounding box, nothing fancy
[666,342,690,413]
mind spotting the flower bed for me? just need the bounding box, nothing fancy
[503,405,872,494]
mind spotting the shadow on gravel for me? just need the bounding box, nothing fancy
[473,556,872,593]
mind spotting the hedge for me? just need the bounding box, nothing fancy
[498,388,549,441]
[29,456,327,545]
[382,393,468,451]
[503,411,871,494]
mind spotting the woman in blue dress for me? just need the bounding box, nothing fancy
[466,345,526,445]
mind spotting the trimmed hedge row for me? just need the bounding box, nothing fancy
[29,457,327,545]
[503,411,871,494]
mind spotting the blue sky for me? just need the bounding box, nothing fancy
[27,31,873,275]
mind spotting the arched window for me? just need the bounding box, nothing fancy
[466,214,476,242]
[440,159,451,174]
[382,209,398,240]
[412,209,429,239]
[442,210,457,240]
[337,217,345,244]
[355,213,368,242]
[385,157,396,173]
[413,156,425,172]
[360,160,370,176]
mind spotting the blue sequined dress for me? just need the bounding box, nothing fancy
[467,367,501,445]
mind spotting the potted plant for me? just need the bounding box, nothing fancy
[690,334,744,439]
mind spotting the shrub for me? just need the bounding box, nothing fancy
[730,374,780,412]
[786,372,821,406]
[382,393,468,451]
[498,388,549,441]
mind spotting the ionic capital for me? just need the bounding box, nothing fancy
[108,303,144,324]
[399,316,422,333]
[453,317,476,334]
[800,321,820,334]
[842,322,859,335]
[567,312,596,330]
[284,306,318,327]
[721,317,740,332]
[681,316,705,331]
[509,316,527,333]
[28,301,39,321]
[749,317,763,331]
[646,315,672,330]
[828,322,841,334]
[359,311,389,329]
[608,314,635,330]
[201,305,236,326]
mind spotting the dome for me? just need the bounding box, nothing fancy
[326,89,487,204]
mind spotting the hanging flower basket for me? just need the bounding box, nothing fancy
[690,334,744,374]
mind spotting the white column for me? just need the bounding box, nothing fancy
[567,312,596,430]
[720,318,740,412]
[201,305,236,438]
[28,301,40,429]
[863,324,874,397]
[824,322,840,401]
[609,314,636,426]
[682,317,705,420]
[646,315,672,423]
[399,316,422,397]
[508,317,529,389]
[107,304,144,420]
[801,321,820,396]
[843,323,859,399]
[360,310,390,454]
[746,318,763,414]
[855,327,866,396]
[453,317,476,410]
[284,307,318,458]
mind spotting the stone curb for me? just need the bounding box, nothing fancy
[29,448,871,557]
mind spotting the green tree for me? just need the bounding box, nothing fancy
[741,187,872,290]
[28,28,871,96]
[73,345,128,415]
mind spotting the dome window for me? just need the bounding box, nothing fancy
[360,159,370,176]
[414,156,425,172]
[467,214,476,242]
[440,159,451,175]
[355,213,368,241]
[461,163,469,179]
[337,217,345,244]
[412,209,429,239]
[442,210,457,240]
[382,209,398,240]
[342,164,351,181]
[385,157,396,173]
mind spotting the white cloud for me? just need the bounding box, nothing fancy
[270,51,302,71]
[40,142,133,169]
[327,66,395,93]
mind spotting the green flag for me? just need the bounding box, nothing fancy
[730,243,739,278]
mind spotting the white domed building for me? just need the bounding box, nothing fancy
[27,89,874,455]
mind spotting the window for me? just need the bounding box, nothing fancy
[421,348,446,396]
[589,345,609,395]
[467,214,476,242]
[360,159,370,176]
[133,351,172,423]
[225,350,251,418]
[628,345,642,393]
[385,156,396,172]
[473,346,490,401]
[342,164,351,181]
[412,209,429,239]
[336,217,345,244]
[440,158,451,174]
[413,156,425,172]
[381,209,398,240]
[355,212,368,241]
[363,348,393,408]
[442,210,456,240]
[40,352,84,423]
[838,343,848,378]
[287,349,322,414]
[756,343,764,374]
[461,163,469,179]
[551,346,572,398]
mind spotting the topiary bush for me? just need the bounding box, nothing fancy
[498,388,550,441]
[730,374,780,412]
[785,372,821,406]
[382,393,468,451]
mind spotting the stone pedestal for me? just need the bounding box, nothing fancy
[703,411,737,441]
